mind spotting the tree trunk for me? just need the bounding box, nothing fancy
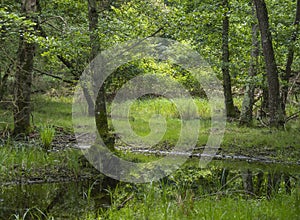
[13,0,37,136]
[253,0,284,128]
[86,0,101,117]
[261,85,268,113]
[88,0,114,151]
[281,0,300,114]
[82,84,95,116]
[222,0,236,119]
[240,4,259,126]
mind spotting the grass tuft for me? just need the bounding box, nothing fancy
[39,125,55,150]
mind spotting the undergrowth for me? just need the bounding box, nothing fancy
[0,95,299,162]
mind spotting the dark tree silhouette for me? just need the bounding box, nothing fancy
[253,0,284,127]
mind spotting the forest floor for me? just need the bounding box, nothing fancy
[0,94,299,183]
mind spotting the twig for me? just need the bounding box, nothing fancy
[285,111,300,122]
[117,194,134,210]
[40,16,68,26]
[43,21,63,32]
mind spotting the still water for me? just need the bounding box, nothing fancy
[0,180,110,219]
[0,159,299,219]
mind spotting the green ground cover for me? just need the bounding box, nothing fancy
[1,95,299,163]
[0,95,299,219]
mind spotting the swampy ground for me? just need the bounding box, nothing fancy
[0,95,299,219]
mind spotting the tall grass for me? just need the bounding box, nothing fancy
[0,140,83,183]
[9,184,299,220]
[110,98,211,120]
[86,181,300,220]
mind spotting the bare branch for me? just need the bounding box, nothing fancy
[33,68,75,84]
[286,111,300,123]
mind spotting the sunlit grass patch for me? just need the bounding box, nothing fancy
[32,95,73,129]
[221,122,300,160]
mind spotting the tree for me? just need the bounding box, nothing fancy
[88,0,114,150]
[221,0,236,118]
[281,0,300,114]
[253,0,284,127]
[85,0,100,117]
[240,3,259,126]
[13,0,37,135]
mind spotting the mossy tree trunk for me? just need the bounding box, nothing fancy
[88,0,114,151]
[13,0,37,136]
[222,0,236,119]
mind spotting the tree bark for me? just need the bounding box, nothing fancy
[222,0,236,119]
[88,0,114,150]
[253,0,284,128]
[13,0,37,136]
[82,85,95,116]
[281,0,300,114]
[240,4,259,126]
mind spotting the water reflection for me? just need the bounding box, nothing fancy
[0,180,110,219]
[0,159,299,219]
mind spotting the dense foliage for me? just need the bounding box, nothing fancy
[1,0,299,118]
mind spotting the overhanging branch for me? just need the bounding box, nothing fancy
[33,68,75,84]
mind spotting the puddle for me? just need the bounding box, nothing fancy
[0,180,110,219]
